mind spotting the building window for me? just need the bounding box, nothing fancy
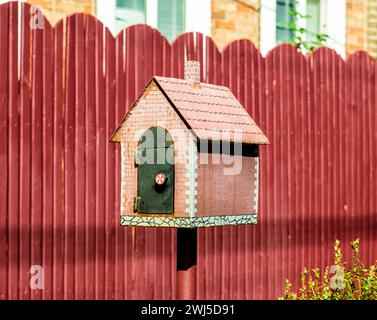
[115,0,146,33]
[114,0,185,41]
[276,0,321,45]
[306,0,320,43]
[157,0,185,42]
[260,0,346,57]
[97,0,210,42]
[276,0,296,44]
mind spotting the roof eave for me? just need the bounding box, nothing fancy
[108,76,157,143]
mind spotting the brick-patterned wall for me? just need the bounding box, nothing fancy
[119,81,195,218]
[367,0,377,58]
[196,153,258,216]
[346,0,377,58]
[211,0,260,51]
[27,0,95,26]
[346,0,368,54]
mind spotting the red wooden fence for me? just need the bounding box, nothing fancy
[0,2,376,299]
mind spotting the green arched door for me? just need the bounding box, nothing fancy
[136,127,174,214]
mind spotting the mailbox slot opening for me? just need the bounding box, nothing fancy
[197,140,259,157]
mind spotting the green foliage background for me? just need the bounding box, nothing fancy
[280,239,377,300]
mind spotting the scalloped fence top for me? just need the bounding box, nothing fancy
[1,2,375,62]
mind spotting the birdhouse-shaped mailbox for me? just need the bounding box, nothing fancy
[110,61,269,228]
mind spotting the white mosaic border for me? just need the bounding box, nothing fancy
[120,214,258,228]
[185,140,198,217]
[120,142,126,215]
[254,157,259,213]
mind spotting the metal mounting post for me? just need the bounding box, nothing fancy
[176,228,197,300]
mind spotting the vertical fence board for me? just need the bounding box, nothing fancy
[42,18,53,300]
[0,2,9,300]
[74,14,86,300]
[30,12,44,301]
[94,18,106,300]
[64,14,76,300]
[256,42,267,301]
[52,19,64,300]
[19,2,32,300]
[105,27,116,300]
[369,59,377,261]
[114,29,127,300]
[84,15,97,300]
[8,1,19,300]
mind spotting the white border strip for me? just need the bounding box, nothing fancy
[254,157,259,214]
[185,140,198,218]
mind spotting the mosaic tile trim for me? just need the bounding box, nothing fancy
[185,140,198,217]
[120,214,258,228]
[120,142,126,215]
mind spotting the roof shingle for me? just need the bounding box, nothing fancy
[110,76,269,145]
[154,76,269,145]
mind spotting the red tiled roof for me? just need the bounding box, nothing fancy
[154,76,269,145]
[110,76,269,145]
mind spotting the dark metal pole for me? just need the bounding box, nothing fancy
[176,228,197,300]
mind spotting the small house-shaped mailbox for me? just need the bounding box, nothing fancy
[110,61,268,228]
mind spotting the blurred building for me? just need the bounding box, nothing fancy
[347,0,377,57]
[24,0,377,58]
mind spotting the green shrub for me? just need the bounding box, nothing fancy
[279,239,377,300]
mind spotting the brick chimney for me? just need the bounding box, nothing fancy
[184,60,200,83]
